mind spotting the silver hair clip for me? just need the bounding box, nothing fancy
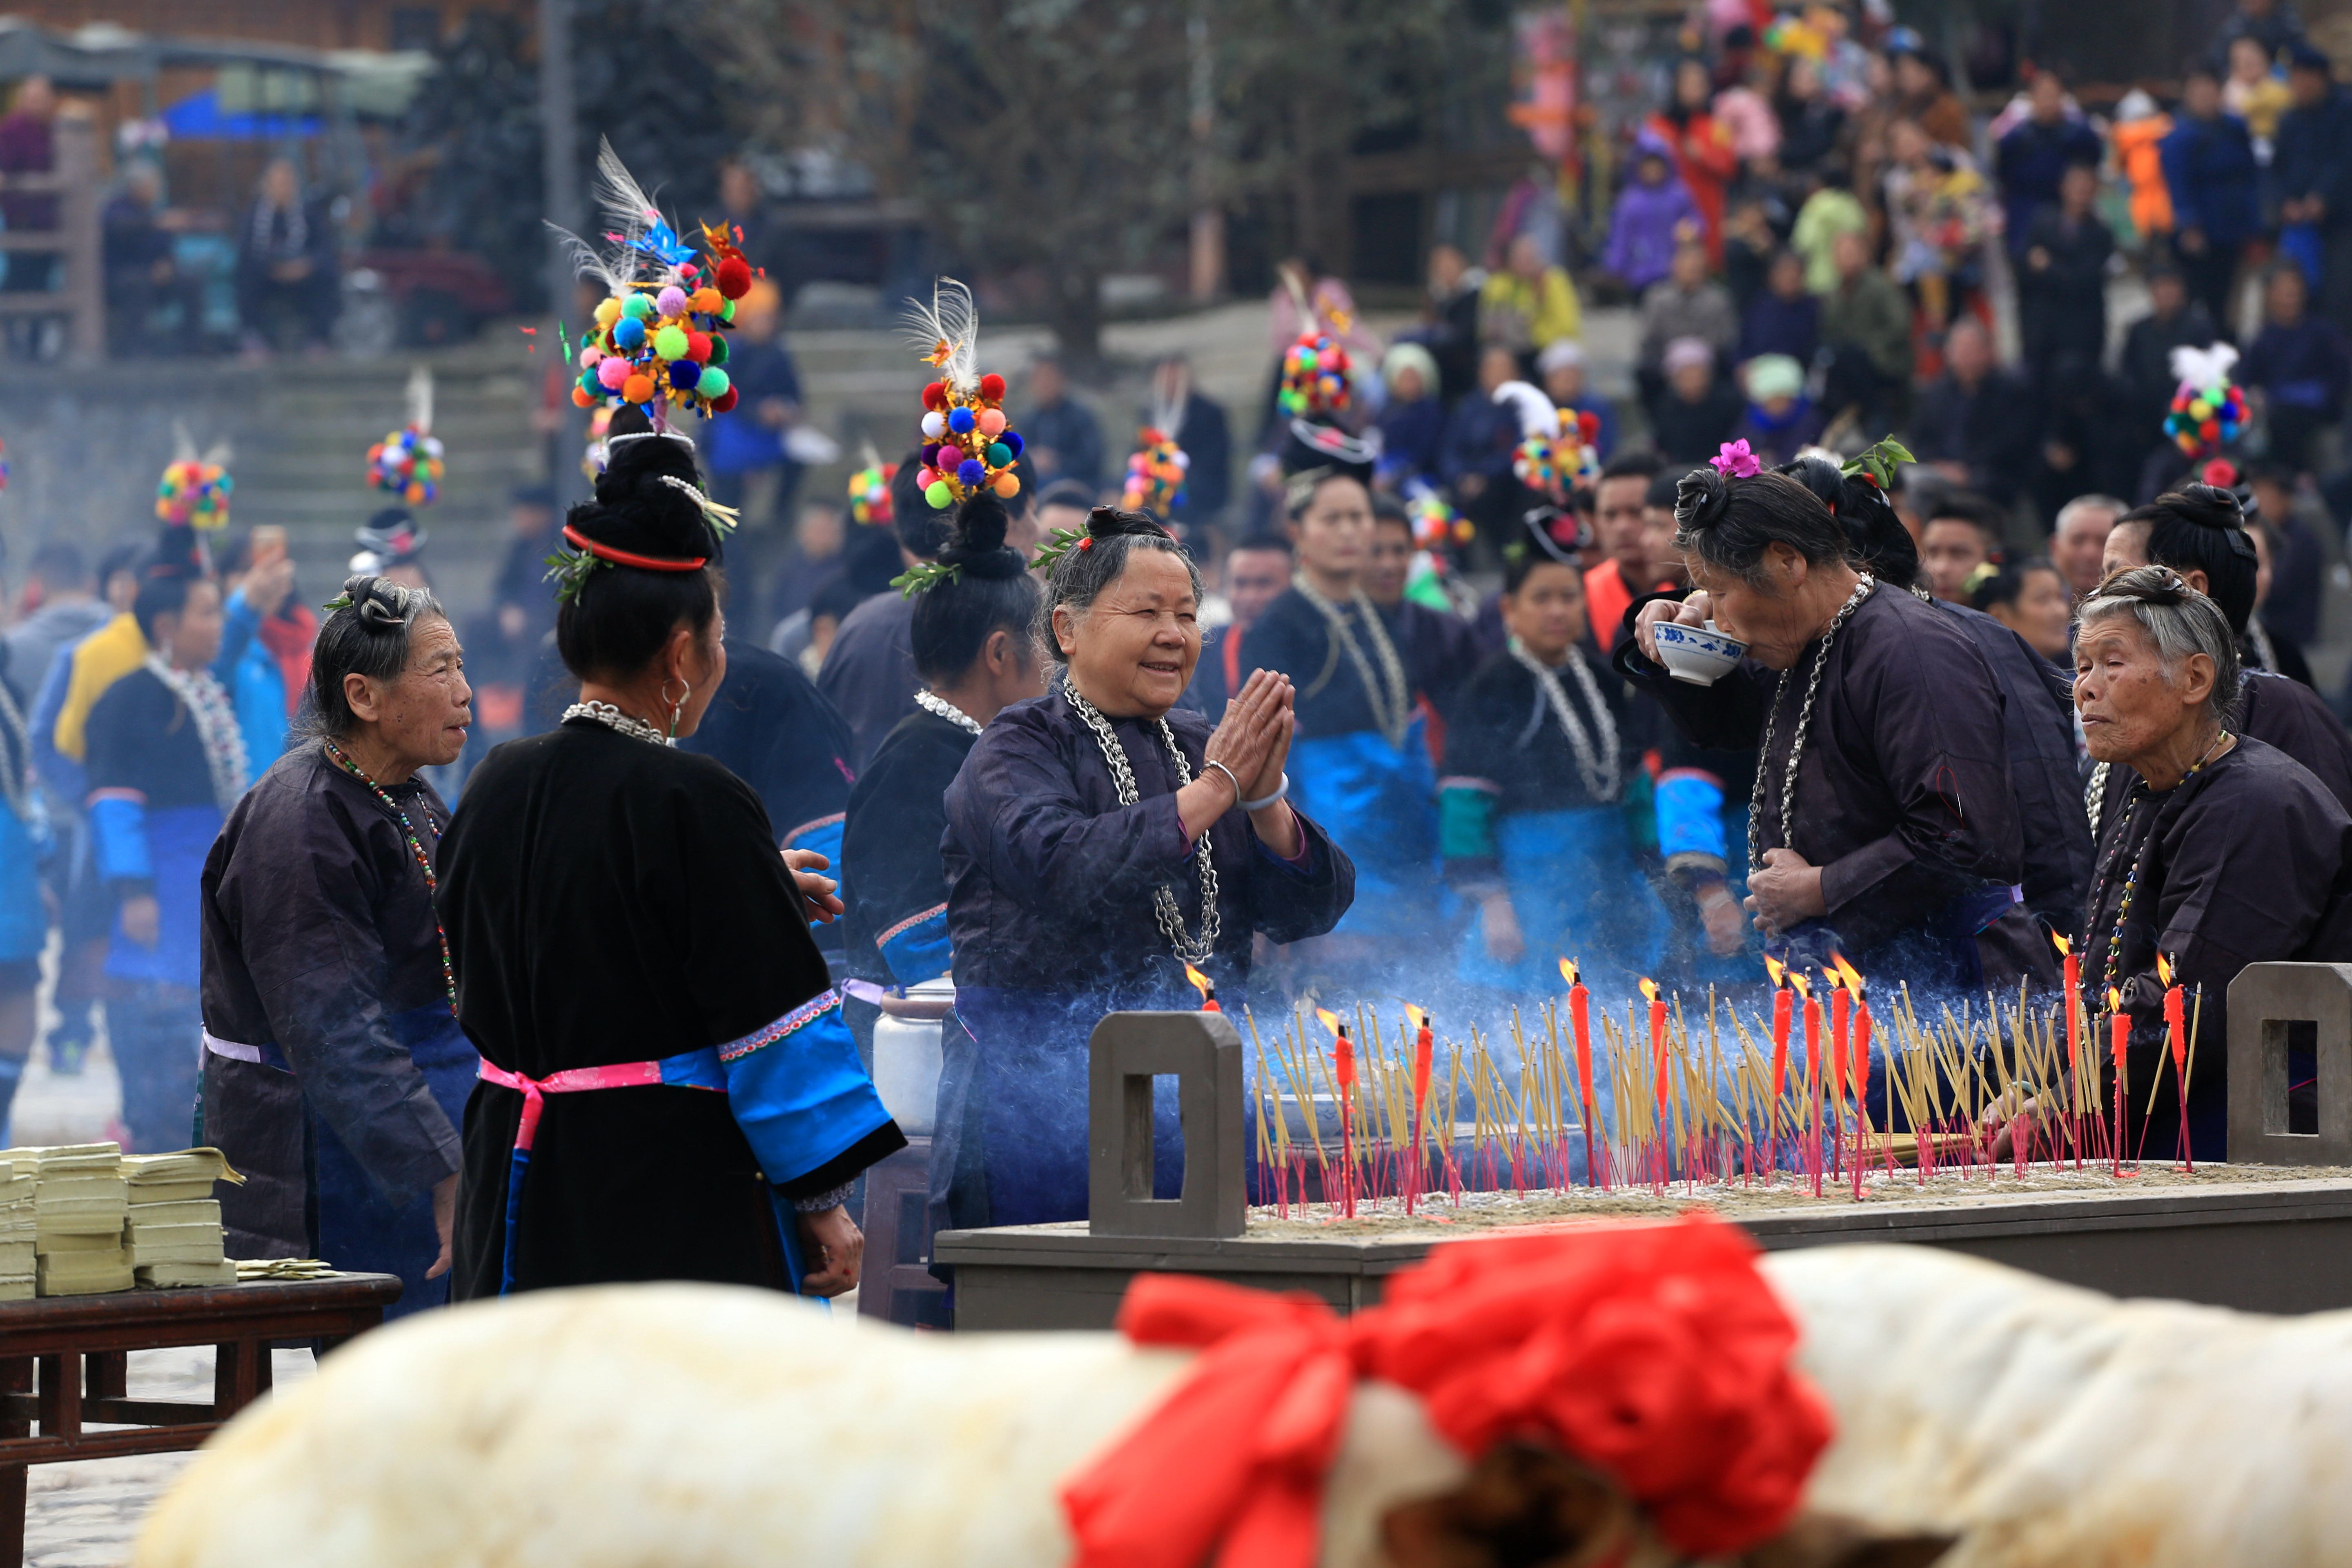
[606,430,697,452]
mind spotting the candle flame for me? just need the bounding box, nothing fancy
[1558,957,1579,989]
[1638,976,1660,1004]
[1762,954,1786,989]
[2156,953,2174,988]
[1829,951,1865,995]
[2107,987,2123,1013]
[1403,1002,1427,1032]
[2051,930,2071,957]
[1788,971,1813,1003]
[1315,1007,1343,1039]
[1183,962,1213,1000]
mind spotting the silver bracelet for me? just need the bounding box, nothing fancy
[1203,759,1243,800]
[791,1180,856,1214]
[1240,772,1290,812]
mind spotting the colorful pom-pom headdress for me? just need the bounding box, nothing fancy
[366,366,445,507]
[905,278,1022,511]
[1495,379,1601,503]
[848,449,895,527]
[1275,275,1381,487]
[2163,343,2248,461]
[558,139,757,433]
[1120,382,1191,516]
[156,424,232,530]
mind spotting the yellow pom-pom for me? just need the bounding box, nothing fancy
[594,297,623,328]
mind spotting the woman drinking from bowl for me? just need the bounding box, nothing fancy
[939,506,1354,1227]
[1626,454,2054,992]
[2062,566,2352,1160]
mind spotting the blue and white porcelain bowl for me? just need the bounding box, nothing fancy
[1653,620,1747,685]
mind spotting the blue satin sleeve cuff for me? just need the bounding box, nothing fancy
[716,989,896,1187]
[1654,768,1727,865]
[878,903,951,986]
[87,791,150,883]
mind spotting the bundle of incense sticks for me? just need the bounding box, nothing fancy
[1238,974,2205,1221]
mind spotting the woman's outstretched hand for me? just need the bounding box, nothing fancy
[783,848,844,925]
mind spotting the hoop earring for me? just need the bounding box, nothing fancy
[661,677,689,739]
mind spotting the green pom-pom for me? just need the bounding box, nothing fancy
[720,298,737,322]
[924,479,953,508]
[621,294,655,320]
[653,325,690,361]
[708,335,729,366]
[697,365,730,399]
[987,441,1012,466]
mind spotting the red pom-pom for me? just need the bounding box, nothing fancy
[712,387,739,414]
[715,256,753,299]
[686,330,712,362]
[978,372,1006,401]
[922,381,947,411]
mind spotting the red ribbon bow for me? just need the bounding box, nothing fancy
[1059,1215,1831,1568]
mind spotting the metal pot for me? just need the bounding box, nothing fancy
[871,976,953,1136]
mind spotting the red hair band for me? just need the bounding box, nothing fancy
[561,523,706,573]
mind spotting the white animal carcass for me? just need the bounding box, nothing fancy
[133,1241,2352,1568]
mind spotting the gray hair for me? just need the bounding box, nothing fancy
[1037,508,1205,666]
[2076,565,2241,727]
[2054,494,2128,534]
[299,574,448,740]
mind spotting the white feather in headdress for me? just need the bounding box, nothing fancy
[904,277,980,392]
[1492,380,1562,440]
[591,136,664,241]
[169,419,232,470]
[405,365,433,436]
[2169,342,2239,392]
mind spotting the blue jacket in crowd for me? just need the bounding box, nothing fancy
[2160,110,2261,249]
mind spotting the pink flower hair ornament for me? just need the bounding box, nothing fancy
[1711,439,1761,479]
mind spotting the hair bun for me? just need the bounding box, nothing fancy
[337,573,412,629]
[2172,482,2245,528]
[939,490,1026,581]
[1672,465,1730,531]
[1087,505,1173,543]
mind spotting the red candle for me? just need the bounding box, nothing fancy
[1642,979,1669,1113]
[2109,988,2128,1176]
[1564,961,1600,1187]
[1766,958,1793,1119]
[1852,995,1873,1102]
[2163,971,2186,1073]
[1829,984,1850,1107]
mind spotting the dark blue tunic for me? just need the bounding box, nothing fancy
[939,686,1353,1227]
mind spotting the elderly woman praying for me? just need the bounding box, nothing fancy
[2067,566,2352,1160]
[937,506,1355,1231]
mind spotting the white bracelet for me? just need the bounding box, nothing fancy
[1240,772,1290,813]
[1203,760,1243,800]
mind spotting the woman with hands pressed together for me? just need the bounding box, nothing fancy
[938,506,1354,1228]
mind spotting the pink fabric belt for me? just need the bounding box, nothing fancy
[477,1058,716,1153]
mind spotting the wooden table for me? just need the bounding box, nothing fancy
[0,1274,401,1567]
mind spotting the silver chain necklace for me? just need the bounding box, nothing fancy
[564,700,672,746]
[1294,579,1411,748]
[915,689,983,736]
[1508,639,1619,802]
[1062,680,1221,965]
[1748,574,1876,873]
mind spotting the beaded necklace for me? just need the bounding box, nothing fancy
[1293,579,1411,749]
[915,689,983,736]
[1507,638,1619,802]
[2088,730,2232,1000]
[1746,574,1875,873]
[323,739,456,1018]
